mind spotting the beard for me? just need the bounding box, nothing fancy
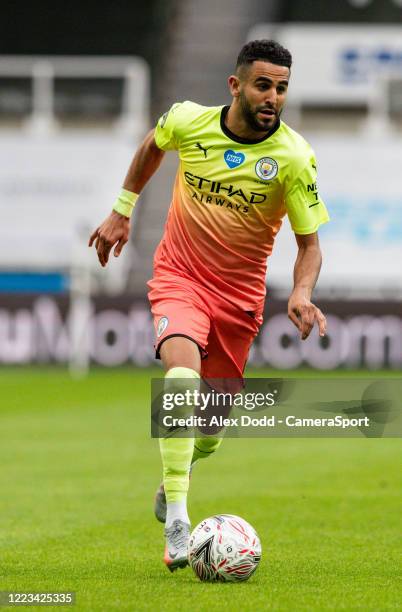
[239,91,279,132]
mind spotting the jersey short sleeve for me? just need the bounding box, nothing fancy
[284,153,330,235]
[154,102,181,150]
[154,101,201,151]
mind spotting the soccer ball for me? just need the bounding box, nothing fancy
[187,514,261,582]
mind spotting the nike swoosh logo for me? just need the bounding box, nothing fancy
[170,552,178,559]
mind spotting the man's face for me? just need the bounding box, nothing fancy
[234,60,290,132]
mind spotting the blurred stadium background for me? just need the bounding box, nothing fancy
[1,3,401,610]
[0,0,401,374]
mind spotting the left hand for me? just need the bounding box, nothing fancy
[288,290,327,340]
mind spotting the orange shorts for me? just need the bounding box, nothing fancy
[147,268,263,383]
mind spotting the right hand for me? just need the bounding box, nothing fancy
[88,210,130,267]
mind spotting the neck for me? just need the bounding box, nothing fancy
[225,102,272,141]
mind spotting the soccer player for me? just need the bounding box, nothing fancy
[89,40,329,571]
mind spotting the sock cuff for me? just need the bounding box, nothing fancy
[165,367,200,379]
[165,491,188,503]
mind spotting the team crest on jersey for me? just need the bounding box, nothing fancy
[157,316,169,338]
[255,157,278,181]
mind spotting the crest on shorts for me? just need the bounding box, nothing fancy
[255,157,278,181]
[157,316,169,338]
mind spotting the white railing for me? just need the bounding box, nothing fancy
[0,55,150,137]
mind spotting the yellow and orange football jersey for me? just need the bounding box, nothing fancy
[153,101,329,312]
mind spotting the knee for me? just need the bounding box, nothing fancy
[194,436,222,456]
[160,337,201,373]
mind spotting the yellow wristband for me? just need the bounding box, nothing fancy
[112,188,139,218]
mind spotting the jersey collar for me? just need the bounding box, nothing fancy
[220,105,281,144]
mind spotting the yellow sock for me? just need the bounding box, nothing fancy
[159,367,200,503]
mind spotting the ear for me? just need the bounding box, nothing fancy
[228,74,241,98]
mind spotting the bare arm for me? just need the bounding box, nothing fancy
[287,232,327,340]
[88,129,165,267]
[122,128,165,193]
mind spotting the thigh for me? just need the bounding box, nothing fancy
[148,273,211,365]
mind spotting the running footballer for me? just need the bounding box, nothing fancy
[89,40,330,572]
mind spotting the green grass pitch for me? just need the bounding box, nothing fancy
[0,367,401,611]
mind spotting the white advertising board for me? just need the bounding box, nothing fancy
[0,133,136,270]
[248,24,402,105]
[1,133,401,292]
[267,134,402,292]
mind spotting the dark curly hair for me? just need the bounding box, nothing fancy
[236,39,292,72]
